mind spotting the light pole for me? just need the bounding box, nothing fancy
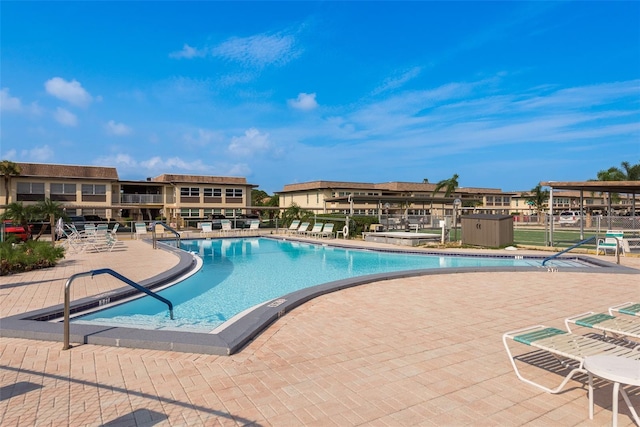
[453,198,461,242]
[384,203,390,231]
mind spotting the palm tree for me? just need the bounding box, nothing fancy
[33,198,65,245]
[282,203,312,227]
[0,201,36,233]
[0,160,21,208]
[596,161,640,206]
[525,184,549,222]
[431,174,459,215]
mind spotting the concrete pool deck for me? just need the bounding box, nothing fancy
[1,236,640,425]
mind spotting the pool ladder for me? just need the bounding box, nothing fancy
[151,221,181,249]
[63,268,174,350]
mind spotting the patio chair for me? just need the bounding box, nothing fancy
[243,219,260,235]
[134,222,147,239]
[503,325,640,394]
[565,312,640,347]
[596,230,624,256]
[284,220,300,234]
[221,219,235,236]
[610,302,640,317]
[305,223,324,237]
[294,222,310,235]
[200,222,213,237]
[317,223,334,238]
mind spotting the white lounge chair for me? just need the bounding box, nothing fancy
[610,302,640,317]
[596,230,624,256]
[200,222,213,237]
[305,223,323,237]
[134,222,148,239]
[294,222,310,235]
[503,324,640,394]
[243,219,260,235]
[221,219,235,236]
[284,220,300,234]
[565,311,640,346]
[317,223,334,238]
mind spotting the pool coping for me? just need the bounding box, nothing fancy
[1,237,638,356]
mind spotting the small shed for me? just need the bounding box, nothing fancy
[461,214,514,248]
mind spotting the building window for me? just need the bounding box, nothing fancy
[180,208,200,217]
[51,183,77,194]
[204,188,222,197]
[180,187,200,197]
[225,188,243,198]
[81,184,106,195]
[17,182,45,194]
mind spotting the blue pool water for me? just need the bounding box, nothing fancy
[73,237,587,332]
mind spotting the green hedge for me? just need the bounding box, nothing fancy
[0,240,65,276]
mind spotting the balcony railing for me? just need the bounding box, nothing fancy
[120,194,163,204]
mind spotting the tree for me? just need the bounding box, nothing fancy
[0,202,36,233]
[431,173,459,214]
[282,203,312,227]
[525,184,549,222]
[33,198,65,245]
[0,160,21,207]
[596,160,640,206]
[433,173,459,197]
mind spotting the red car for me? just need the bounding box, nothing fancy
[2,221,31,242]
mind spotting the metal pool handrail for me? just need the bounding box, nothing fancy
[541,236,597,267]
[151,221,181,248]
[63,268,174,350]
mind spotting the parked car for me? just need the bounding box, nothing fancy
[65,215,87,232]
[230,214,260,229]
[2,220,31,242]
[83,215,107,223]
[558,211,584,226]
[208,214,227,230]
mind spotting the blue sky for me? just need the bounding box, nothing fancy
[1,1,639,194]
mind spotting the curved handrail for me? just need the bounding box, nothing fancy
[64,268,174,350]
[151,221,181,248]
[541,236,596,266]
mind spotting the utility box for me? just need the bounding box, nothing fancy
[461,214,514,247]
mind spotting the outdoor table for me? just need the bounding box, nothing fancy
[584,355,640,426]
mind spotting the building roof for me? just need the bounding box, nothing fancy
[540,180,640,195]
[151,174,256,187]
[15,162,119,180]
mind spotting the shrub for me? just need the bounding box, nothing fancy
[0,240,65,276]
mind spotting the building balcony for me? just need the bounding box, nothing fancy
[120,194,164,204]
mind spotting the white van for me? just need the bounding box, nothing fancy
[558,211,584,226]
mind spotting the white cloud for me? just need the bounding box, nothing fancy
[212,33,299,68]
[169,43,205,59]
[373,67,423,95]
[0,88,22,111]
[106,120,132,136]
[288,92,318,111]
[2,149,17,160]
[228,128,271,156]
[44,77,93,107]
[20,145,53,162]
[53,107,78,126]
[182,128,223,146]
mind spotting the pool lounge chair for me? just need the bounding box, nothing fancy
[242,219,260,235]
[596,230,624,256]
[610,302,640,317]
[317,223,335,238]
[565,312,640,346]
[200,222,213,237]
[284,220,301,234]
[294,222,310,235]
[305,223,324,237]
[503,325,640,394]
[221,219,235,236]
[134,222,148,239]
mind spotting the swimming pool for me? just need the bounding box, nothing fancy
[72,237,595,333]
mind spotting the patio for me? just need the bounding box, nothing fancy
[1,238,639,426]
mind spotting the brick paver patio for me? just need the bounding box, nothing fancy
[1,237,639,426]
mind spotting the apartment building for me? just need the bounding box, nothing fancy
[0,163,256,226]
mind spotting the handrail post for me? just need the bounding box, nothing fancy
[63,268,174,351]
